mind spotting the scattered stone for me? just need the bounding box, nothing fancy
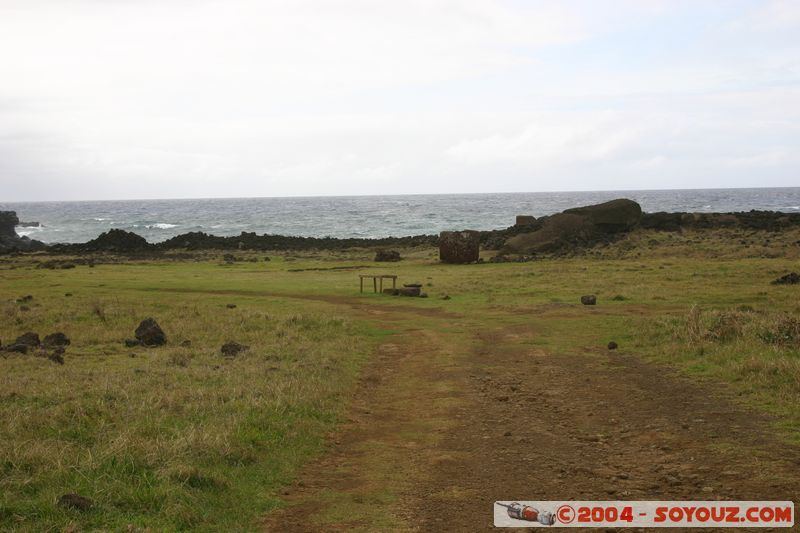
[15,332,40,347]
[57,493,94,511]
[264,256,271,261]
[581,295,597,305]
[439,230,480,264]
[65,293,73,297]
[608,341,618,350]
[771,272,800,285]
[4,343,29,354]
[221,341,249,357]
[16,295,33,303]
[399,285,421,297]
[43,332,70,349]
[382,288,400,296]
[226,304,237,309]
[180,340,192,347]
[48,347,65,365]
[374,249,402,262]
[124,339,141,348]
[134,318,167,347]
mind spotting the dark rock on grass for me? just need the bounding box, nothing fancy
[3,343,29,354]
[608,341,618,350]
[15,332,40,347]
[57,493,94,511]
[374,249,402,262]
[48,347,65,365]
[226,304,237,309]
[439,230,480,264]
[264,256,271,261]
[16,295,33,303]
[382,288,400,296]
[221,342,249,357]
[43,332,70,348]
[134,318,167,347]
[581,295,597,305]
[772,272,800,285]
[65,293,72,297]
[19,305,30,312]
[398,286,421,297]
[124,339,141,348]
[441,294,451,300]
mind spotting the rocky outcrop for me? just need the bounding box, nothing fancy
[501,199,643,256]
[439,230,480,264]
[83,229,151,252]
[134,318,167,347]
[563,198,642,233]
[0,211,46,254]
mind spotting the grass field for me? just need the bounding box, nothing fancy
[1,228,799,530]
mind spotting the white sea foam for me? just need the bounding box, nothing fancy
[147,223,178,229]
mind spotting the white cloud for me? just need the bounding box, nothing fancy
[0,0,798,200]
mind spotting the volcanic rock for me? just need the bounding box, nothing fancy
[581,295,597,305]
[134,318,167,346]
[84,229,151,252]
[43,332,70,348]
[563,198,643,233]
[439,230,480,264]
[221,341,249,357]
[15,332,40,347]
[57,493,94,511]
[772,272,800,285]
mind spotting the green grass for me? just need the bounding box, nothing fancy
[0,261,384,531]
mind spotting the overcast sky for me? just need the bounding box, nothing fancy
[1,0,798,201]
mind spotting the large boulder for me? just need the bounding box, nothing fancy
[563,198,642,233]
[502,213,598,254]
[84,229,151,252]
[0,211,46,254]
[0,211,18,238]
[439,230,480,264]
[135,318,167,346]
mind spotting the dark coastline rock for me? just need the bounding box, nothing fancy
[0,211,46,253]
[84,229,151,252]
[134,318,167,347]
[439,230,480,264]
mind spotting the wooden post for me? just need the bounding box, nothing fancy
[373,277,377,293]
[360,276,363,293]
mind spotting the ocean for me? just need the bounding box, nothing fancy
[3,188,800,244]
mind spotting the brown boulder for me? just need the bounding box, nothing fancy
[134,318,167,346]
[439,230,480,264]
[43,332,70,348]
[221,341,249,357]
[563,198,642,233]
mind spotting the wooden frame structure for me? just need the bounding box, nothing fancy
[359,274,398,293]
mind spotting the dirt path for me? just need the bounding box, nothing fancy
[258,298,800,532]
